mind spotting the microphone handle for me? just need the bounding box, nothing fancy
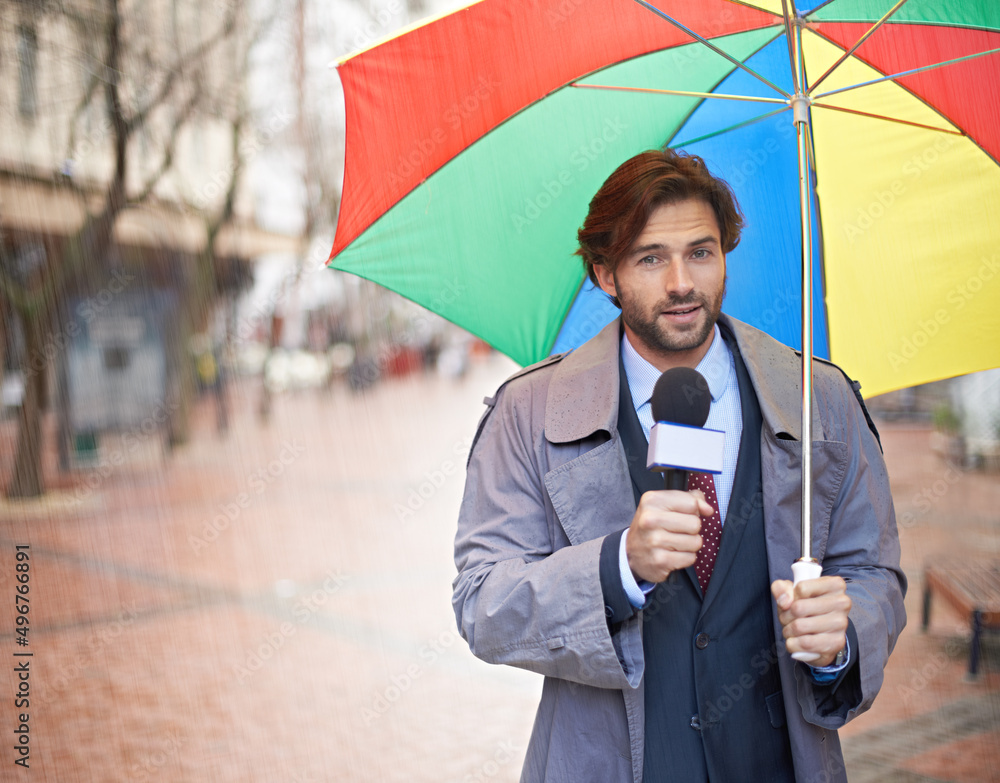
[662,468,688,491]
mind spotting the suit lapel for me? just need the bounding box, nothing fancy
[700,330,763,616]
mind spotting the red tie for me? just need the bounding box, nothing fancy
[687,472,722,593]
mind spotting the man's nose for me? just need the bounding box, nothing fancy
[664,260,695,296]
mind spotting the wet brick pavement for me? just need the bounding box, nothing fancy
[0,354,997,781]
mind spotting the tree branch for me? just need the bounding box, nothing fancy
[106,0,129,201]
[125,6,237,135]
[128,85,203,207]
[63,71,102,165]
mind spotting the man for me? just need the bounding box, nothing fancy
[453,149,906,782]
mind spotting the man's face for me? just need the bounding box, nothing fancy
[594,198,726,371]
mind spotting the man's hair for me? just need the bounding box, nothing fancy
[576,149,744,287]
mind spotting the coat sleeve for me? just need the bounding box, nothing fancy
[452,377,644,691]
[795,372,907,728]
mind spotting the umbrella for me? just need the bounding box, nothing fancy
[329,0,999,390]
[327,1,1000,582]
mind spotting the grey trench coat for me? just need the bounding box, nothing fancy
[453,315,906,783]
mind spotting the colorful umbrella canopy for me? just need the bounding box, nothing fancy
[328,0,1000,398]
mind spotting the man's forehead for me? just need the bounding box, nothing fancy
[631,198,721,247]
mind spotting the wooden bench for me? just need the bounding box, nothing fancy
[922,558,1000,678]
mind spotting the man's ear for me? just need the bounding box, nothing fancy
[592,263,617,301]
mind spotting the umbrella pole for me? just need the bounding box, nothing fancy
[789,16,823,661]
[793,93,815,566]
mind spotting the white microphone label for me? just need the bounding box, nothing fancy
[646,422,725,474]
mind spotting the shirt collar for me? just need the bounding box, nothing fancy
[621,323,732,410]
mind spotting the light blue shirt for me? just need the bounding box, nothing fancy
[622,324,741,520]
[614,326,848,678]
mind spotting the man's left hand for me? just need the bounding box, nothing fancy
[770,577,851,668]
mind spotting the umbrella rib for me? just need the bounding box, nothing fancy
[779,0,800,93]
[631,0,790,99]
[571,82,786,105]
[810,100,965,135]
[809,0,911,93]
[812,47,1000,100]
[673,106,790,147]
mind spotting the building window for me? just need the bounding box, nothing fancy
[17,25,39,120]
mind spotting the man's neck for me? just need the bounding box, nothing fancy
[622,323,716,373]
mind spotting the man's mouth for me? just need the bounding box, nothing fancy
[664,304,701,316]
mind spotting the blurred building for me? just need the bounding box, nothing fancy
[0,1,294,269]
[0,1,296,443]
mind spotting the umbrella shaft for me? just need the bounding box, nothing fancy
[789,14,814,562]
[795,98,814,562]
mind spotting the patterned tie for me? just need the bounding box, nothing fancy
[687,471,722,593]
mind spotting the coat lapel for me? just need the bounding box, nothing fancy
[543,320,637,546]
[699,329,762,615]
[721,314,826,442]
[720,314,849,567]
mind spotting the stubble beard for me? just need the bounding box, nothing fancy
[619,284,725,356]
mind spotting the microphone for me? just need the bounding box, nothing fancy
[647,367,724,490]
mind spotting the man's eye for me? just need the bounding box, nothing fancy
[640,256,658,265]
[692,249,710,259]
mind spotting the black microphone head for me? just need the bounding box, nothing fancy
[650,367,711,427]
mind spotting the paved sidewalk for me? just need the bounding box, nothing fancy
[0,354,997,782]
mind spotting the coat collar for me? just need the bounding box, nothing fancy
[543,314,824,444]
[545,318,622,443]
[720,314,826,441]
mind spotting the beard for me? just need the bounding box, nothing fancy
[618,281,725,356]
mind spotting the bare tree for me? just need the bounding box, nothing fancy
[0,0,262,497]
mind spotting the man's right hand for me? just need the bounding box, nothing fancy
[626,490,713,583]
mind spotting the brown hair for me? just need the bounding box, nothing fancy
[576,149,744,288]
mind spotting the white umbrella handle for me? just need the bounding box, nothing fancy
[790,558,823,662]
